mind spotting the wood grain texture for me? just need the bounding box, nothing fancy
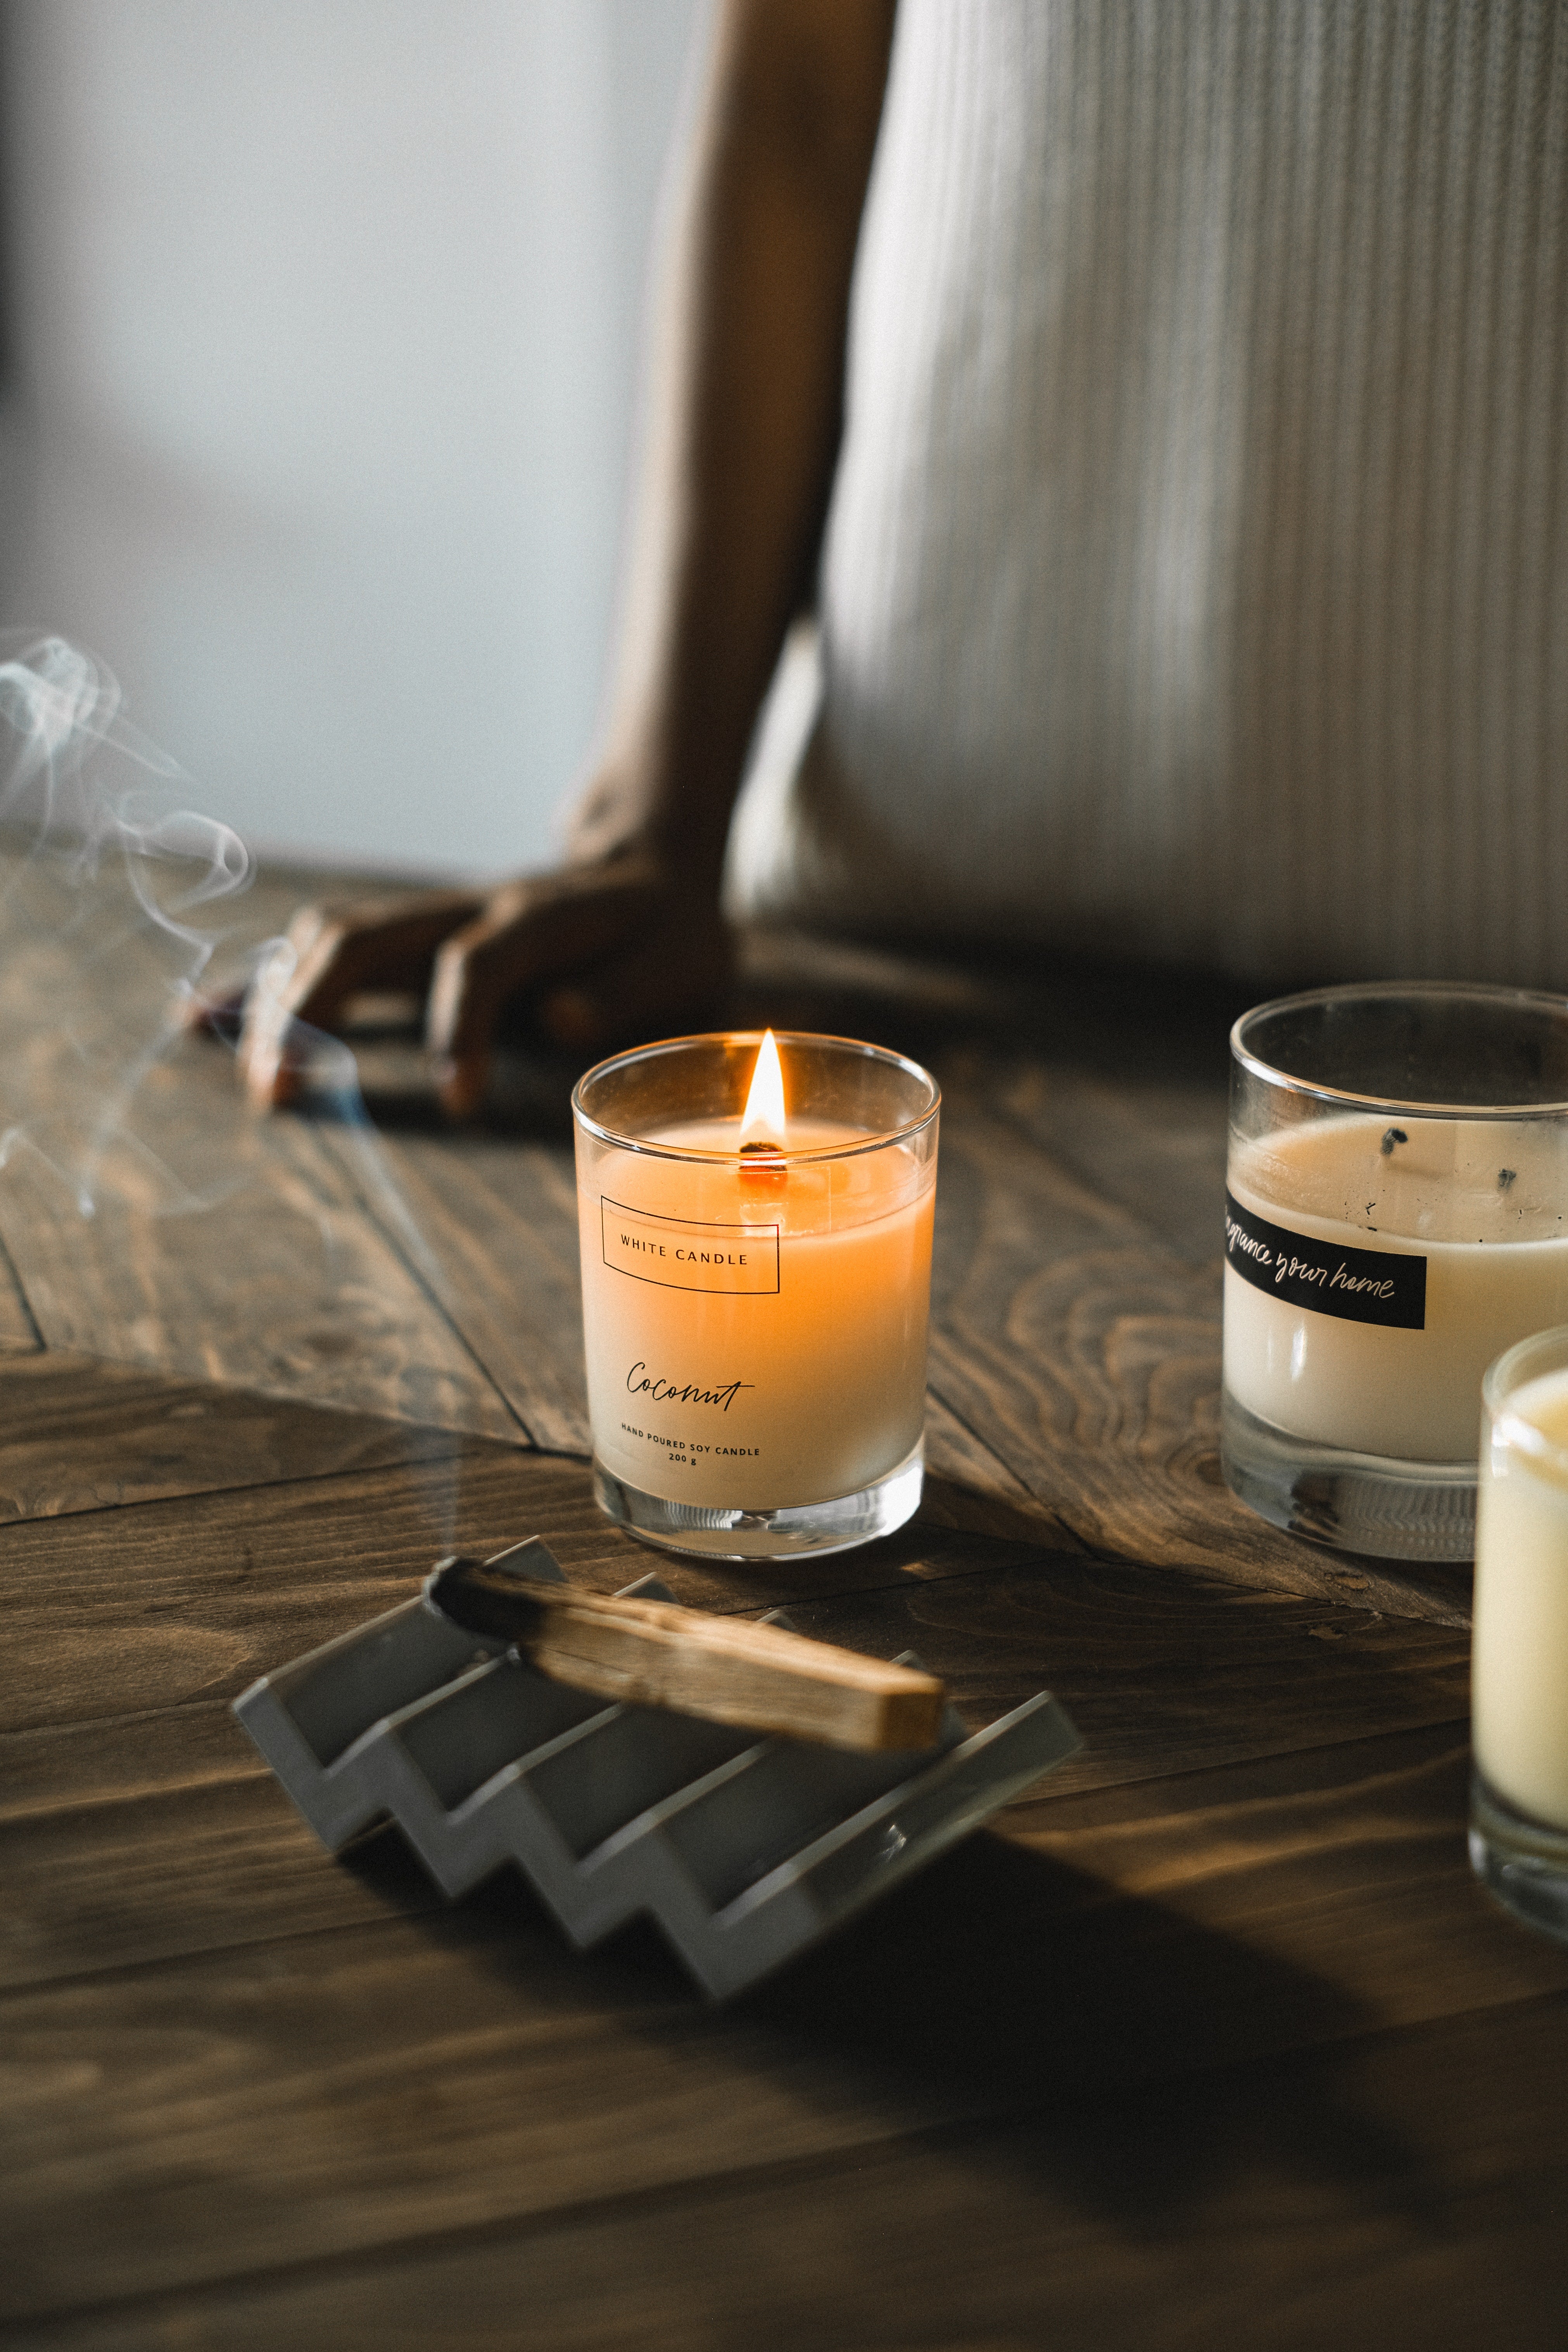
[0,1761,447,1992]
[0,1916,957,2321]
[5,1722,1563,2327]
[0,1546,1478,1997]
[292,915,1249,1578]
[0,1352,467,1522]
[321,1124,592,1454]
[774,1562,1472,1789]
[5,889,1552,2352]
[926,1095,1473,1623]
[0,1093,522,1438]
[0,866,519,1436]
[0,1698,258,1825]
[340,1118,1088,1552]
[762,1726,1568,2078]
[41,1991,1563,2352]
[0,1447,1078,1742]
[921,1390,1085,1548]
[0,862,1380,1595]
[989,1048,1230,1265]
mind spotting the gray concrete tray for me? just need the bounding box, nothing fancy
[233,1539,1082,2001]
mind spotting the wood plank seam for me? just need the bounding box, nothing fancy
[1064,1520,1473,1631]
[2,1527,1456,1748]
[0,1695,1475,1841]
[0,1432,496,1531]
[0,1498,1093,1627]
[0,1904,463,2012]
[13,1983,1567,2340]
[921,1381,1084,1550]
[310,1122,545,1448]
[0,1664,1475,1804]
[0,1438,492,1524]
[983,1081,1225,1261]
[0,1754,268,1831]
[1012,1710,1473,1794]
[922,1399,1474,1631]
[8,1535,1411,1767]
[0,1707,1481,2002]
[0,1216,45,1351]
[313,1127,595,1456]
[0,2121,1002,2339]
[923,1098,1476,1627]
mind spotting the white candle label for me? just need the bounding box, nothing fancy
[1223,1190,1426,1329]
[601,1196,780,1296]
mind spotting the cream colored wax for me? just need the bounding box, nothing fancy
[1225,1116,1568,1461]
[576,1116,934,1512]
[1473,1366,1568,1829]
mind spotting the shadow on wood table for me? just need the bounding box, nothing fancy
[4,888,1565,2349]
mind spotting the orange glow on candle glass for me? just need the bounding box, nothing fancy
[572,1029,939,1514]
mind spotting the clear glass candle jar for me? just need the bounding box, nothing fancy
[1471,1325,1568,1943]
[572,1030,939,1561]
[1223,983,1568,1561]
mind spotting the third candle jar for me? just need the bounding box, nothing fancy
[1222,982,1568,1561]
[572,1029,939,1561]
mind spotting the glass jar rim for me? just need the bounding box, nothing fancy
[1231,980,1568,1120]
[570,1028,941,1164]
[1484,1324,1568,1489]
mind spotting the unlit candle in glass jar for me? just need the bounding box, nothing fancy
[1473,1364,1568,1830]
[1225,1115,1568,1461]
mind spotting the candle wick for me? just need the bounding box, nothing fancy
[739,1140,783,1157]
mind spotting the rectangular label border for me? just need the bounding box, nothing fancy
[600,1194,780,1296]
[1224,1188,1427,1330]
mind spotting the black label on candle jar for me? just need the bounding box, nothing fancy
[601,1197,781,1295]
[1224,1190,1426,1329]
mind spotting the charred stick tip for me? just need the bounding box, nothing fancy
[423,1554,548,1646]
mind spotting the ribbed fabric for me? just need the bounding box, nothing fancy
[727,0,1568,986]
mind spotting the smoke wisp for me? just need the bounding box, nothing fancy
[0,632,254,1218]
[0,632,521,1469]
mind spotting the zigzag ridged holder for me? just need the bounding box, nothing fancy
[234,1539,1081,2001]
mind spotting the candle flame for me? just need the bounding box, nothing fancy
[739,1029,786,1151]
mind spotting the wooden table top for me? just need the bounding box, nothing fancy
[4,863,1564,2350]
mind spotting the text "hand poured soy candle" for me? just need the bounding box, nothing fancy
[572,1029,940,1561]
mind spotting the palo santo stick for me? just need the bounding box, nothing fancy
[423,1555,946,1753]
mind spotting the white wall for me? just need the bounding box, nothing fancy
[0,0,706,876]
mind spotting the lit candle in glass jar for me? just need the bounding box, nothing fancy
[572,1030,939,1561]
